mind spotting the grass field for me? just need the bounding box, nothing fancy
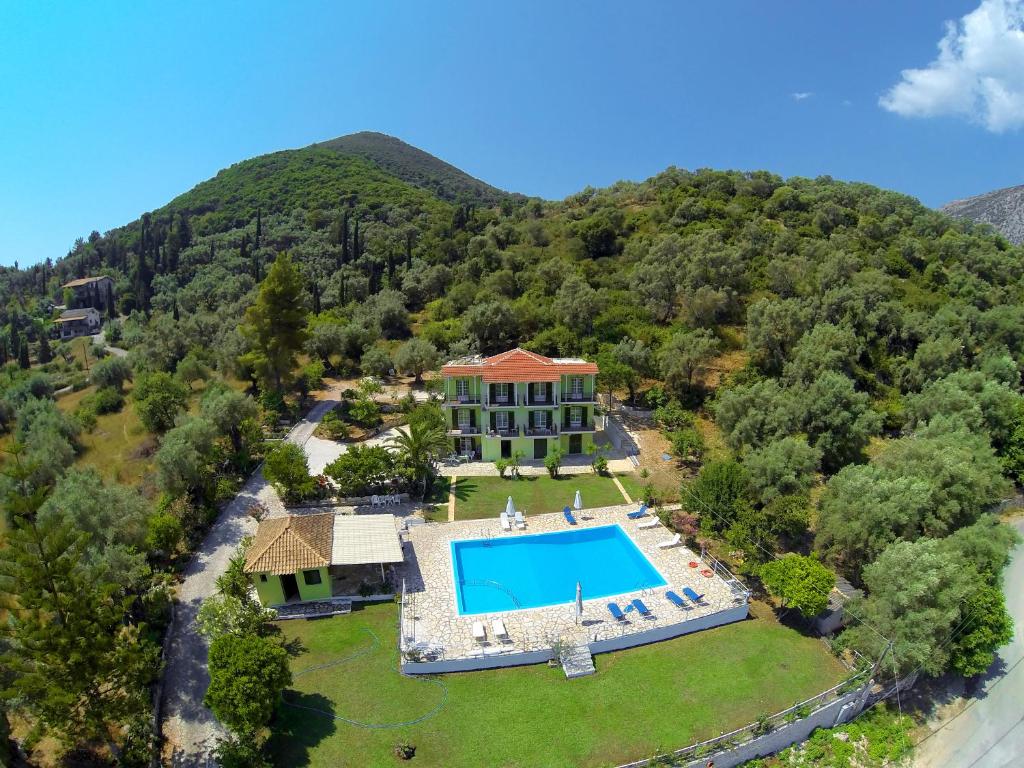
[268,602,848,768]
[452,473,628,519]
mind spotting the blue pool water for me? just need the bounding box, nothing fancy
[451,524,666,615]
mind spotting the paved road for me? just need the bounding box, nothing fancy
[913,518,1024,768]
[161,396,337,766]
[88,330,128,357]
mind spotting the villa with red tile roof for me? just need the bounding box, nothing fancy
[440,348,599,461]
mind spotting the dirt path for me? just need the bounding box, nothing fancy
[160,395,338,766]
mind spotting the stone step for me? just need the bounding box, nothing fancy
[561,644,596,678]
[275,599,353,621]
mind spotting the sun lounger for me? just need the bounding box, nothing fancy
[607,602,627,622]
[666,590,687,609]
[682,586,704,603]
[563,507,577,525]
[657,533,682,548]
[626,504,648,519]
[500,512,512,531]
[514,510,526,529]
[492,618,509,640]
[632,598,652,618]
[638,516,659,529]
[472,621,487,643]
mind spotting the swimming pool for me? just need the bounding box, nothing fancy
[451,524,667,615]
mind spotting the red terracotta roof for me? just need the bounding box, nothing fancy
[441,348,598,383]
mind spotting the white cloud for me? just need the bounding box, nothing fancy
[880,0,1024,132]
[791,92,813,101]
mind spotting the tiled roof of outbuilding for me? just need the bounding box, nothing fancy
[244,513,334,575]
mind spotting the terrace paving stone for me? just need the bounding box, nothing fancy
[397,504,748,664]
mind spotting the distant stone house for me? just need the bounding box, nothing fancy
[814,575,863,635]
[53,307,101,340]
[244,512,405,606]
[62,275,114,312]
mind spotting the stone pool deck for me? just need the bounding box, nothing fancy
[398,504,749,673]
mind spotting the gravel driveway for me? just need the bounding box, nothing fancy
[161,396,337,765]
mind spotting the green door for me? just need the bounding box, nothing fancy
[533,439,547,459]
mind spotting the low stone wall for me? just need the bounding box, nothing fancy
[401,602,749,674]
[589,603,749,655]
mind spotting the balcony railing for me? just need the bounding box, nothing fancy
[523,425,559,437]
[487,426,520,438]
[522,395,559,407]
[447,425,480,435]
[561,421,595,433]
[561,392,594,402]
[444,394,481,406]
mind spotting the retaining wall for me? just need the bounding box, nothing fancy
[401,602,749,674]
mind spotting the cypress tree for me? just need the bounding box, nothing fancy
[405,229,414,270]
[339,272,346,306]
[38,333,51,364]
[352,219,361,261]
[106,283,116,321]
[172,298,180,322]
[18,339,29,369]
[254,208,262,250]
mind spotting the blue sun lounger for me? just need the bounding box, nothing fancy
[563,506,577,525]
[626,504,648,520]
[682,587,704,603]
[607,602,627,622]
[665,590,687,609]
[632,598,652,618]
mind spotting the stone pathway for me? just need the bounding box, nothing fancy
[611,475,632,504]
[161,395,338,766]
[447,477,457,522]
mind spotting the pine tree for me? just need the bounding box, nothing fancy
[0,464,158,756]
[239,252,309,394]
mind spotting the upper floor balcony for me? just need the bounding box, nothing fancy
[560,390,596,403]
[561,420,596,433]
[523,424,559,437]
[442,394,481,407]
[446,424,481,436]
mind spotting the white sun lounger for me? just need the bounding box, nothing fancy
[638,516,659,529]
[657,533,682,548]
[472,621,487,643]
[492,618,509,640]
[500,512,512,531]
[514,510,526,529]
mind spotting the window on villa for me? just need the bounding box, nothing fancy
[458,410,471,428]
[259,574,267,582]
[496,411,508,429]
[571,407,582,426]
[571,377,583,397]
[303,569,322,585]
[495,383,509,402]
[460,437,474,454]
[456,379,468,399]
[534,411,547,428]
[534,383,546,402]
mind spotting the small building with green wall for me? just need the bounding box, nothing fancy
[244,512,405,607]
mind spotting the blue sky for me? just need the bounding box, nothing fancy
[2,0,1023,267]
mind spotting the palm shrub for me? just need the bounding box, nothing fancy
[388,408,449,498]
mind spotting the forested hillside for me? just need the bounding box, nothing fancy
[1,135,1022,764]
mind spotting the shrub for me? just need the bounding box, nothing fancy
[325,444,410,497]
[298,359,325,394]
[360,347,394,378]
[216,476,241,503]
[91,356,132,391]
[653,400,693,431]
[318,409,349,440]
[348,396,381,427]
[204,634,291,737]
[668,428,704,464]
[74,406,97,432]
[592,454,608,476]
[133,372,189,433]
[544,446,564,478]
[495,458,510,478]
[90,386,125,415]
[146,512,184,554]
[263,442,315,501]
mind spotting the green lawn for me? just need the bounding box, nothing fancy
[268,602,848,768]
[616,471,682,505]
[452,473,628,519]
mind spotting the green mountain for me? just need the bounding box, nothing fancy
[314,131,514,206]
